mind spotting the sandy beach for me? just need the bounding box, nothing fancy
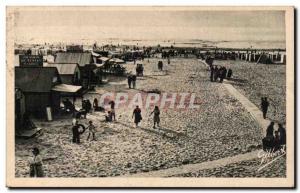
[14,56,286,178]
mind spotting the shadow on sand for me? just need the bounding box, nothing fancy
[113,121,187,141]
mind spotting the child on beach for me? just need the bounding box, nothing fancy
[29,147,44,177]
[86,120,96,141]
[109,100,116,121]
[105,111,113,122]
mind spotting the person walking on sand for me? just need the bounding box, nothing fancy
[86,120,96,141]
[132,105,142,127]
[29,147,44,177]
[150,106,160,129]
[127,75,132,89]
[261,97,269,119]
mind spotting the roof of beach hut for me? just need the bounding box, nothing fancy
[55,52,93,66]
[44,63,79,75]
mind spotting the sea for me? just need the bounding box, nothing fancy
[16,38,286,50]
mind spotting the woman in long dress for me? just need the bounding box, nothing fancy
[132,106,142,127]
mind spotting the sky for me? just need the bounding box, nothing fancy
[12,8,286,44]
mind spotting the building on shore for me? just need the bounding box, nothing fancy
[15,67,82,119]
[44,63,81,85]
[15,67,62,118]
[54,52,97,89]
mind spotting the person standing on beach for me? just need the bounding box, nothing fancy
[219,66,227,83]
[132,105,142,127]
[222,67,227,81]
[29,147,44,177]
[86,99,92,113]
[132,74,137,89]
[109,100,116,121]
[72,122,81,144]
[278,123,286,145]
[127,75,132,89]
[227,68,233,79]
[214,66,219,82]
[150,106,160,129]
[266,121,275,138]
[210,66,215,82]
[261,97,269,119]
[86,120,96,141]
[158,61,163,71]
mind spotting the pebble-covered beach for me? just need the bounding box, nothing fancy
[15,57,284,178]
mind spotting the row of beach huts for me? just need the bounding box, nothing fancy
[14,45,142,136]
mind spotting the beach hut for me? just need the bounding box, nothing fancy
[15,67,82,119]
[54,52,94,88]
[280,53,286,64]
[44,63,81,85]
[15,67,62,118]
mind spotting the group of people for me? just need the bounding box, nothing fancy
[127,74,137,89]
[71,103,161,144]
[28,105,161,177]
[210,65,232,83]
[263,122,286,152]
[131,105,161,128]
[71,98,117,144]
[136,63,144,76]
[259,95,286,152]
[78,99,92,118]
